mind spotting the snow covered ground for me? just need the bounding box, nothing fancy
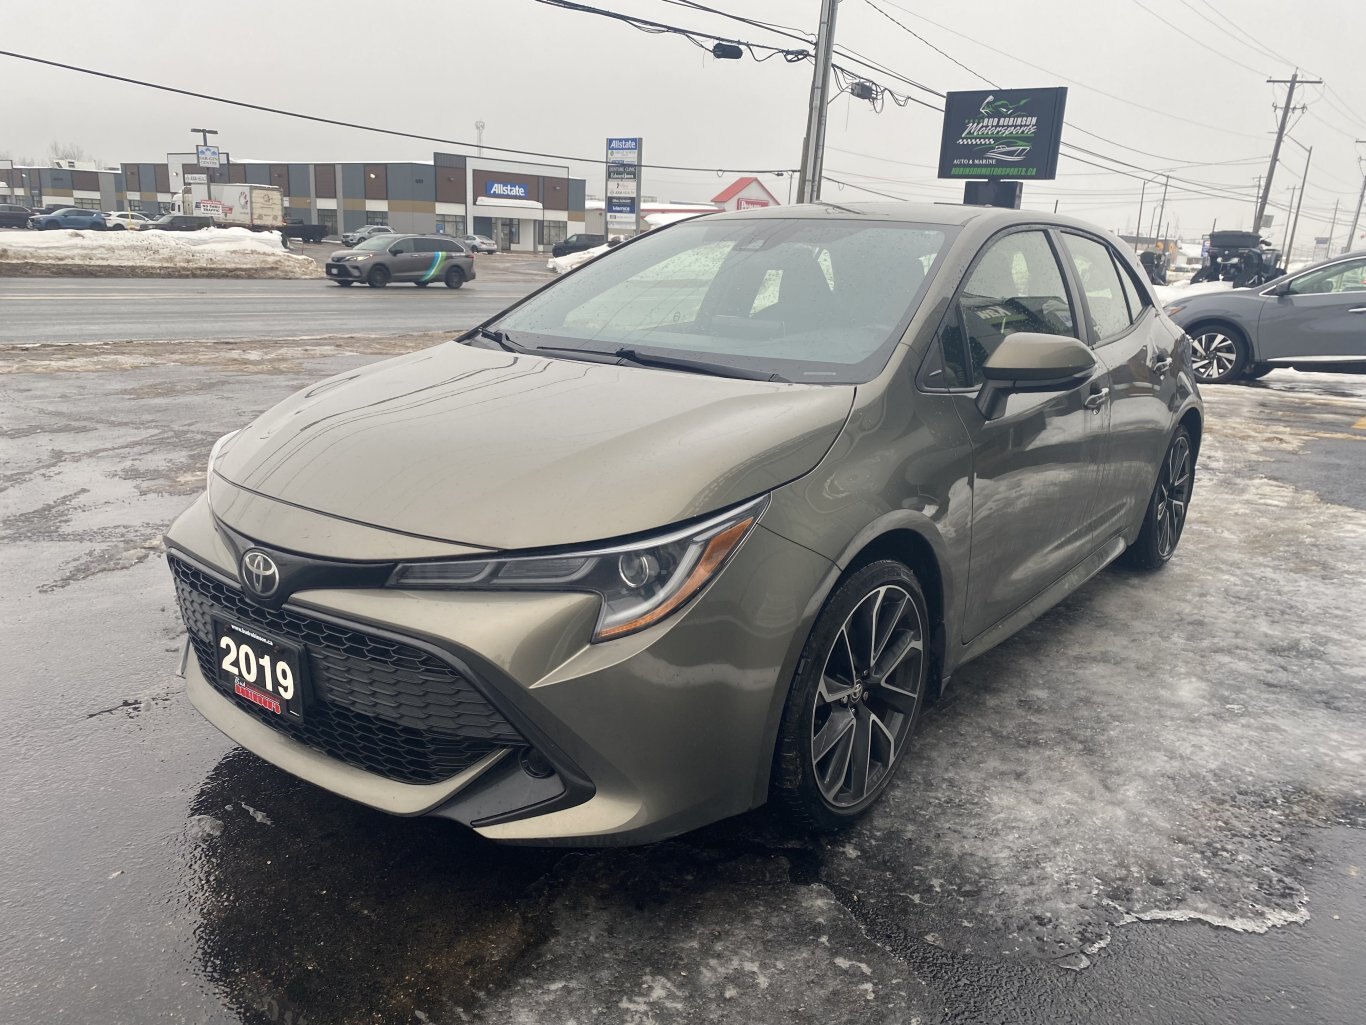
[0,227,321,278]
[547,242,611,275]
[1152,279,1236,304]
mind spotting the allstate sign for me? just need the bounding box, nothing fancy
[485,181,529,199]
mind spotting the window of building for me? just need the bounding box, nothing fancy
[539,220,568,246]
[436,215,466,236]
[943,230,1076,388]
[1061,233,1134,340]
[364,211,389,226]
[73,198,102,210]
[316,210,337,234]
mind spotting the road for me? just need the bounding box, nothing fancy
[0,255,550,345]
[1,331,1364,1024]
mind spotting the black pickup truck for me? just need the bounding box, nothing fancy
[281,219,329,244]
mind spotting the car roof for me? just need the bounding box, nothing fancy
[698,199,1129,235]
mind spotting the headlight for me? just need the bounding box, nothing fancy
[206,429,240,498]
[388,496,768,641]
[341,253,372,262]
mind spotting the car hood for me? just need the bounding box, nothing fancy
[213,342,854,550]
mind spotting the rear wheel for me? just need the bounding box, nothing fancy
[772,560,929,832]
[1121,426,1194,571]
[445,266,465,289]
[366,266,390,288]
[1189,323,1248,384]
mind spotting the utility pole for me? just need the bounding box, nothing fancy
[796,0,839,203]
[1134,178,1147,251]
[1325,198,1339,254]
[1154,174,1169,248]
[1281,186,1297,253]
[1285,145,1311,263]
[1345,144,1366,255]
[1255,72,1320,233]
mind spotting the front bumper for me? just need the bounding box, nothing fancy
[166,494,832,844]
[325,259,368,280]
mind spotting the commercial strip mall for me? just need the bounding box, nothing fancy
[0,156,782,251]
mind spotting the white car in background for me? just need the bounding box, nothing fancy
[457,234,499,254]
[105,211,152,230]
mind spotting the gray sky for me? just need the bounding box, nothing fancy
[2,0,1362,253]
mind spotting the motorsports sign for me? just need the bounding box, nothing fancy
[938,88,1068,179]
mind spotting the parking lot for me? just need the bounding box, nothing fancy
[2,285,1363,1024]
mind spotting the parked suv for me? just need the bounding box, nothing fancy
[325,233,476,288]
[341,224,393,247]
[27,208,108,230]
[551,233,606,258]
[0,203,33,228]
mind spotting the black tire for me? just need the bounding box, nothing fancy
[772,560,929,832]
[1244,362,1274,380]
[414,280,430,287]
[1188,322,1249,384]
[1120,426,1195,571]
[334,280,354,287]
[445,266,465,289]
[366,265,390,288]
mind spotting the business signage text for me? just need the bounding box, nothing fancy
[485,181,530,199]
[604,137,643,237]
[196,145,221,169]
[937,88,1067,180]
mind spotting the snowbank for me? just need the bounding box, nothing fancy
[547,242,611,275]
[0,227,322,278]
[1152,280,1235,305]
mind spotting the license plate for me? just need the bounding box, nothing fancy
[212,619,307,721]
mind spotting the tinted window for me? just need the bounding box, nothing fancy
[1287,258,1366,294]
[411,238,440,253]
[498,218,952,384]
[952,230,1076,387]
[438,239,464,253]
[389,239,416,255]
[1062,233,1132,339]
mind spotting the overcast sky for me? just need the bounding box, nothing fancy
[2,0,1362,253]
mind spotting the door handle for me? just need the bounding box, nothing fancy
[1150,354,1173,375]
[1084,387,1109,411]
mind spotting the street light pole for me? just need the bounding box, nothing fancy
[796,0,839,204]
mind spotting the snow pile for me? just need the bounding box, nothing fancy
[1152,279,1235,304]
[548,242,611,275]
[0,227,321,278]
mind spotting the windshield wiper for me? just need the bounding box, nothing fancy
[531,344,786,382]
[467,326,530,353]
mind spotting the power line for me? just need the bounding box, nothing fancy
[1126,0,1267,76]
[0,48,798,175]
[860,0,996,87]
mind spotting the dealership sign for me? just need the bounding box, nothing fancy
[485,181,529,199]
[937,88,1067,180]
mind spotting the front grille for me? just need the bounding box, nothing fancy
[170,553,523,785]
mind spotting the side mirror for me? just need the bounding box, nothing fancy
[976,333,1096,421]
[1268,280,1293,297]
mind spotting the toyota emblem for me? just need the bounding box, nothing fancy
[241,549,280,597]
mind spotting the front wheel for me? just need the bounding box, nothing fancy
[772,560,929,832]
[1120,426,1195,571]
[1189,323,1248,383]
[366,266,390,288]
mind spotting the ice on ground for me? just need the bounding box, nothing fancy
[0,228,320,278]
[185,815,224,841]
[822,394,1366,963]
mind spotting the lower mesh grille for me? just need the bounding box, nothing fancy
[170,553,522,785]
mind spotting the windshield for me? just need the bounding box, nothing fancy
[495,217,952,383]
[355,235,397,251]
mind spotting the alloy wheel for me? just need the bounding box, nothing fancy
[1191,331,1238,381]
[1155,435,1193,558]
[810,584,924,808]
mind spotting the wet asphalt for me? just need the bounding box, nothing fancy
[1,297,1363,1024]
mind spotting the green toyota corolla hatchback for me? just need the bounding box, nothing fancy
[167,203,1202,844]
